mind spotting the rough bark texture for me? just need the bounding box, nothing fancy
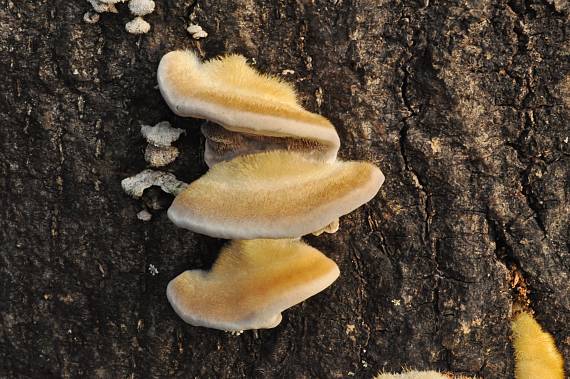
[1,0,569,378]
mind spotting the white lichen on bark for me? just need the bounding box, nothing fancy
[86,0,155,34]
[141,121,184,147]
[121,170,188,198]
[141,121,184,167]
[83,11,100,24]
[128,0,155,16]
[145,145,179,167]
[187,24,208,39]
[125,17,151,34]
[137,209,152,221]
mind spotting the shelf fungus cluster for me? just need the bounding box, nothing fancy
[151,50,384,331]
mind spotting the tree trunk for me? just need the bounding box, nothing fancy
[1,0,568,378]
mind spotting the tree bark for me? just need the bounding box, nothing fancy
[1,0,568,378]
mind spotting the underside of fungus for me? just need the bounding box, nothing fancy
[168,150,384,239]
[166,239,340,331]
[201,122,328,167]
[157,50,340,163]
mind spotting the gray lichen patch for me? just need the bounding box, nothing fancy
[137,209,152,221]
[128,0,155,16]
[87,0,119,13]
[141,121,184,147]
[125,17,151,34]
[141,121,184,167]
[83,11,100,24]
[121,170,188,198]
[144,144,179,167]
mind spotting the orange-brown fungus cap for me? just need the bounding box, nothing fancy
[167,151,385,239]
[166,239,340,331]
[157,50,340,163]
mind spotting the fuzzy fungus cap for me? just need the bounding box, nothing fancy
[166,239,340,331]
[157,50,340,162]
[168,151,384,239]
[512,312,565,379]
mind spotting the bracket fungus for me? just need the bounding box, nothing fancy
[167,150,384,239]
[166,239,340,331]
[116,49,387,331]
[157,50,341,165]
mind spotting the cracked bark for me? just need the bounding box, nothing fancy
[1,0,568,378]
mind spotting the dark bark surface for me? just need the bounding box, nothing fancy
[1,0,569,378]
